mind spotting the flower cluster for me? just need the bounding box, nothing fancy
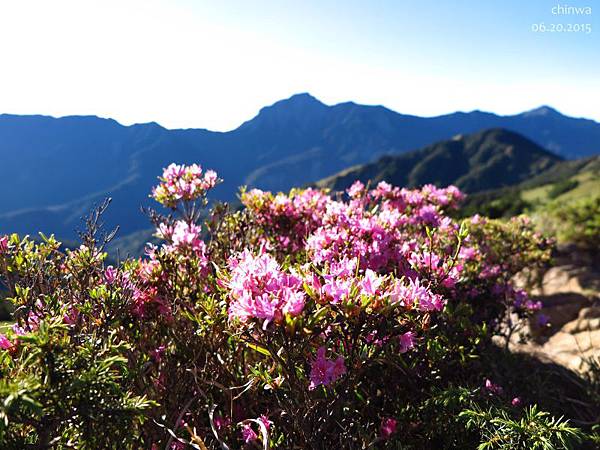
[241,187,330,253]
[157,220,207,255]
[389,277,445,312]
[152,163,218,208]
[304,182,465,274]
[309,346,347,390]
[0,334,13,351]
[0,163,565,449]
[0,235,8,254]
[226,250,305,327]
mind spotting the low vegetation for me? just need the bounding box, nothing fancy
[0,164,598,448]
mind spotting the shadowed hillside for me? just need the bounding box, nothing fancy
[316,129,562,194]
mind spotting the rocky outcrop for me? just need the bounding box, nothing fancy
[540,306,600,372]
[513,246,600,373]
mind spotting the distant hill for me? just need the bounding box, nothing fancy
[316,129,563,194]
[0,93,599,241]
[460,155,600,219]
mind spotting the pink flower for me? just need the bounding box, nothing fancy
[390,278,445,312]
[171,221,204,251]
[163,163,186,180]
[202,170,218,190]
[309,347,332,389]
[458,246,477,260]
[258,414,272,431]
[347,180,365,199]
[524,300,543,312]
[414,204,440,226]
[398,331,416,353]
[226,251,305,327]
[104,266,117,284]
[213,414,231,430]
[11,324,26,336]
[0,235,8,253]
[332,356,347,380]
[360,269,383,296]
[470,214,485,225]
[241,423,258,443]
[150,345,166,363]
[152,163,219,208]
[309,347,346,390]
[322,277,352,304]
[25,310,41,332]
[156,223,173,240]
[281,289,305,316]
[484,379,503,395]
[63,307,79,325]
[0,334,13,351]
[380,417,398,439]
[511,397,522,407]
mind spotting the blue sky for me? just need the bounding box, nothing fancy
[0,0,597,130]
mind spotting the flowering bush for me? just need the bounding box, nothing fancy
[0,164,594,448]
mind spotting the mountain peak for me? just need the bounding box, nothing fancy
[522,105,562,118]
[267,92,326,111]
[316,128,563,194]
[237,93,328,131]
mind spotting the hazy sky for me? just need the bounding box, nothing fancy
[0,0,598,130]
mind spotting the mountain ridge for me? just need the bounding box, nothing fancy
[0,93,599,240]
[315,128,563,194]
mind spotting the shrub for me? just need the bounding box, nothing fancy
[538,195,600,248]
[0,164,592,448]
[547,179,579,199]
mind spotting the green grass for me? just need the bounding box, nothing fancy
[0,321,12,333]
[521,170,600,208]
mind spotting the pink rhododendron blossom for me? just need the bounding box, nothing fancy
[156,223,173,240]
[150,345,166,363]
[131,286,171,319]
[202,169,218,190]
[24,310,41,332]
[0,235,8,253]
[398,331,416,353]
[512,397,522,407]
[12,324,26,336]
[409,250,462,289]
[226,251,305,327]
[63,307,79,325]
[0,334,13,351]
[389,278,445,312]
[241,423,258,443]
[259,415,272,431]
[170,221,204,251]
[458,246,477,260]
[484,379,503,395]
[322,277,353,304]
[380,417,398,439]
[152,163,219,208]
[242,187,331,253]
[104,265,116,284]
[470,214,485,225]
[309,347,346,390]
[347,180,365,199]
[360,269,383,296]
[213,414,231,430]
